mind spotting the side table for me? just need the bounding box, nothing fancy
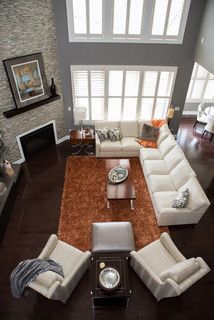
[70,130,95,155]
[91,253,131,308]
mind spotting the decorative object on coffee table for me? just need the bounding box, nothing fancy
[108,166,128,184]
[106,159,136,210]
[3,53,50,109]
[99,267,120,291]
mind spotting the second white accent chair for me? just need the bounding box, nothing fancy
[202,116,214,142]
[130,233,210,301]
[193,103,208,129]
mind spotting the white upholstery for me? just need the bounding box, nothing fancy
[170,159,196,190]
[28,234,91,303]
[100,140,122,152]
[130,232,210,301]
[95,121,120,130]
[204,116,214,134]
[120,121,139,137]
[139,128,210,226]
[143,160,168,176]
[121,137,141,151]
[157,124,171,145]
[197,103,208,123]
[159,135,177,157]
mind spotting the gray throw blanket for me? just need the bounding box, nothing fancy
[10,258,64,298]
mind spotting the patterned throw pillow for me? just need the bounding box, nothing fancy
[140,124,159,142]
[108,128,122,141]
[172,188,190,208]
[96,127,109,142]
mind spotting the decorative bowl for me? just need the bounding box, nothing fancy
[99,267,120,291]
[108,165,128,184]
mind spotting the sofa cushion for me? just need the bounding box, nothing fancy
[139,148,162,161]
[160,258,200,283]
[157,124,171,145]
[164,145,185,171]
[100,140,122,152]
[121,137,140,151]
[140,124,159,141]
[179,177,210,211]
[120,121,138,137]
[95,121,120,130]
[153,191,180,211]
[144,160,169,176]
[96,128,109,142]
[159,135,177,157]
[108,127,122,141]
[170,159,196,190]
[148,175,176,193]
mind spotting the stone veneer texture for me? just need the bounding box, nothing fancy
[0,0,67,161]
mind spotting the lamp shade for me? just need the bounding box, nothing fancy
[73,107,87,121]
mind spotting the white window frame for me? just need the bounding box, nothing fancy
[66,0,191,44]
[70,65,177,124]
[186,62,214,103]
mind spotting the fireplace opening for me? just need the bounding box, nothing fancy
[19,123,56,160]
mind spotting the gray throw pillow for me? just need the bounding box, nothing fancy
[140,124,159,142]
[96,127,109,142]
[172,188,190,208]
[108,128,122,141]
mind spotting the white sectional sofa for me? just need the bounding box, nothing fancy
[95,120,210,226]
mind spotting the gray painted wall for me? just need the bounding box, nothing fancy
[195,0,214,75]
[0,0,67,162]
[53,0,206,133]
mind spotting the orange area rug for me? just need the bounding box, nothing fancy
[58,156,168,251]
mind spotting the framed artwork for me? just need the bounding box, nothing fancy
[3,53,50,109]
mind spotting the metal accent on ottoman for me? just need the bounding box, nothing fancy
[91,222,135,253]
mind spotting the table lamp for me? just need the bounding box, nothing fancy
[73,107,87,132]
[167,105,175,125]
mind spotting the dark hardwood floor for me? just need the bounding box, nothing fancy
[0,117,213,320]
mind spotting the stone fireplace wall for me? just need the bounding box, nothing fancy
[0,0,67,162]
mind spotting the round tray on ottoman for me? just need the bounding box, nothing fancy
[108,166,128,184]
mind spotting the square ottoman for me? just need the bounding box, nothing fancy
[91,222,135,253]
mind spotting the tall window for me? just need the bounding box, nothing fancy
[66,0,191,43]
[186,63,214,102]
[71,66,177,122]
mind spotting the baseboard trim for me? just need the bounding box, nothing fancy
[13,135,70,164]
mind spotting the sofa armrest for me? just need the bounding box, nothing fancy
[38,234,58,259]
[95,133,101,155]
[160,233,186,262]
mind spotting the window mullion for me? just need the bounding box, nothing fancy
[105,67,109,119]
[201,72,210,101]
[152,71,161,119]
[125,0,131,37]
[88,70,92,121]
[163,0,172,38]
[136,71,144,120]
[86,0,90,37]
[121,70,126,120]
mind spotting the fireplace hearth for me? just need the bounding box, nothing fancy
[19,123,56,161]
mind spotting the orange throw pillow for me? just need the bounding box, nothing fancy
[137,139,157,148]
[151,119,167,128]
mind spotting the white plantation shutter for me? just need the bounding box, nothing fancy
[72,0,87,34]
[73,71,88,96]
[167,0,185,36]
[152,0,168,36]
[89,0,102,34]
[109,71,123,96]
[128,0,144,35]
[71,66,176,122]
[113,0,127,35]
[125,71,140,96]
[204,80,214,99]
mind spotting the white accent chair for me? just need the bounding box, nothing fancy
[28,234,91,303]
[202,116,214,142]
[130,232,210,301]
[193,103,208,129]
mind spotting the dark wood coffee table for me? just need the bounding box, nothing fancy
[91,253,130,307]
[105,159,136,210]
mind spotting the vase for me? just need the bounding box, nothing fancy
[50,77,57,96]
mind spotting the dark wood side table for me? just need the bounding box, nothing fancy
[91,253,131,308]
[70,130,95,155]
